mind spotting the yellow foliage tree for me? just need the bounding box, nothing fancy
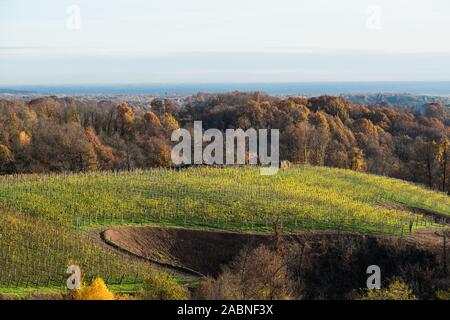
[436,288,450,300]
[73,277,115,300]
[436,139,449,192]
[117,103,135,135]
[161,113,179,132]
[17,131,32,146]
[350,147,366,172]
[0,144,15,173]
[144,111,161,127]
[140,272,189,300]
[359,279,416,300]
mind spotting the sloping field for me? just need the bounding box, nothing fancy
[1,166,449,296]
[1,166,448,234]
[0,210,154,289]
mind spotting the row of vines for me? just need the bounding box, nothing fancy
[1,166,448,290]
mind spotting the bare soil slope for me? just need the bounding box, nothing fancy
[102,227,272,276]
[101,226,448,277]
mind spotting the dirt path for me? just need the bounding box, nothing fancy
[88,228,201,280]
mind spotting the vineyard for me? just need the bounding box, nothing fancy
[0,210,152,291]
[1,165,449,294]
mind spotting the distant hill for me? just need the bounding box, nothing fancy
[342,93,450,109]
[0,88,34,94]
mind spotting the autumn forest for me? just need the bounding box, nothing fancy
[0,92,449,193]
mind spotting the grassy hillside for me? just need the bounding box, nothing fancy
[1,166,448,234]
[1,165,449,295]
[0,209,153,290]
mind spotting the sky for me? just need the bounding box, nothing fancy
[1,0,450,85]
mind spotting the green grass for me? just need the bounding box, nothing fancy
[0,210,154,289]
[1,165,449,295]
[0,285,64,299]
[0,283,145,299]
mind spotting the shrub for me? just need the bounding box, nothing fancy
[194,245,293,300]
[115,294,135,300]
[359,279,416,300]
[436,288,450,300]
[73,277,115,300]
[140,272,189,300]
